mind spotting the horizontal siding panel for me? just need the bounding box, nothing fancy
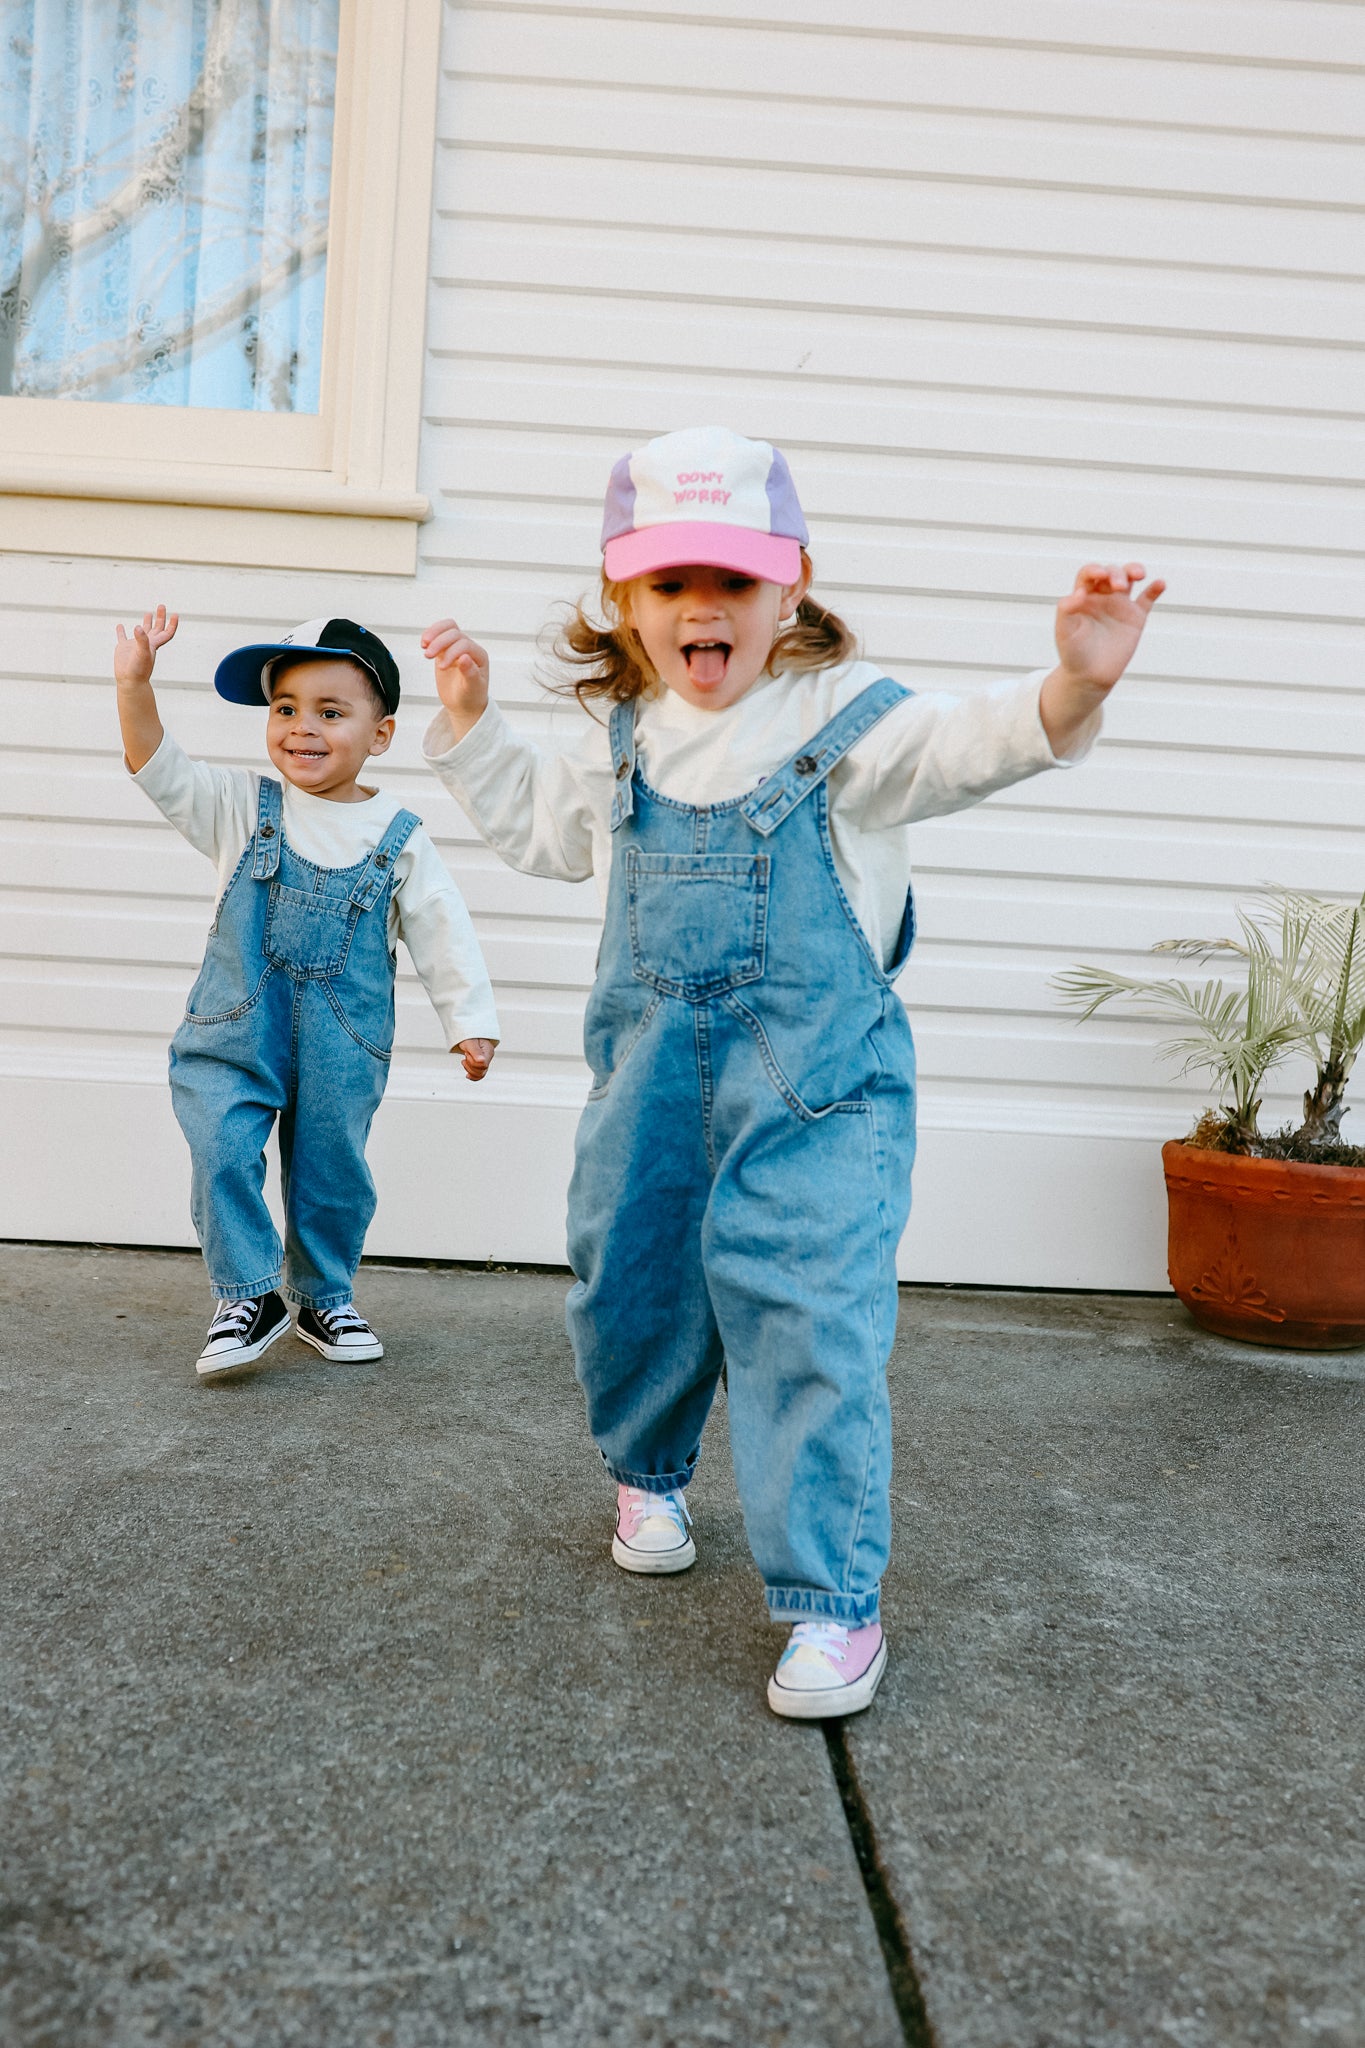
[908,812,1360,896]
[441,145,1365,280]
[444,82,1365,211]
[435,284,1365,423]
[435,218,1365,352]
[468,0,1365,70]
[449,10,1365,136]
[426,360,1365,486]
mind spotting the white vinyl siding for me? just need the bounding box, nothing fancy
[3,0,1362,1287]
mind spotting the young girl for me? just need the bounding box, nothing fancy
[421,426,1162,1719]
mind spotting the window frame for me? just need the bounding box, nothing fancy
[0,0,440,575]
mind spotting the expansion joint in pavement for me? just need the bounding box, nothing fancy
[823,1722,937,2047]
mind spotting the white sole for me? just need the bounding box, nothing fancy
[611,1533,696,1575]
[767,1637,888,1720]
[294,1324,384,1363]
[196,1311,291,1380]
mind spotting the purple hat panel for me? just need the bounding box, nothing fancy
[600,453,639,546]
[764,448,809,547]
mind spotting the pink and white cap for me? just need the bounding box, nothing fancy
[601,425,808,584]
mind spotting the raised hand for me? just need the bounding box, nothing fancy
[1039,562,1164,759]
[421,617,490,739]
[1054,562,1164,692]
[114,604,179,688]
[112,605,177,772]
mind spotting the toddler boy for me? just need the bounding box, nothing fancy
[114,607,498,1379]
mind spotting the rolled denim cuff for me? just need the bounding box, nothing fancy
[765,1585,881,1627]
[601,1455,696,1493]
[283,1285,357,1312]
[210,1274,282,1302]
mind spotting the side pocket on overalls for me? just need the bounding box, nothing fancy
[320,978,395,1062]
[722,993,875,1125]
[183,959,274,1027]
[586,992,661,1101]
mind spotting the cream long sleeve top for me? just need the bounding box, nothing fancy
[133,733,500,1048]
[422,660,1094,972]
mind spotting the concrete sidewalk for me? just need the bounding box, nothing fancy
[2,1246,1362,2047]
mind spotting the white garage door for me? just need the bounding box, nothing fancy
[3,0,1362,1289]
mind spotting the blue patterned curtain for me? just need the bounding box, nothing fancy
[0,0,338,411]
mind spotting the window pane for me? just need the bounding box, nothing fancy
[0,0,338,412]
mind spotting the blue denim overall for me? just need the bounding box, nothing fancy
[567,676,918,1626]
[169,777,418,1310]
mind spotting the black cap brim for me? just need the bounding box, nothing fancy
[213,641,396,712]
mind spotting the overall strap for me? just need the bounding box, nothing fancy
[740,676,912,838]
[251,777,284,878]
[349,807,422,910]
[608,698,638,831]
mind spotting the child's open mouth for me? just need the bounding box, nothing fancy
[288,748,328,761]
[682,640,731,687]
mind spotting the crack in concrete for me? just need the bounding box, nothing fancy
[824,1721,937,2046]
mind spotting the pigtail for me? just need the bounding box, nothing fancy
[550,578,656,708]
[766,588,859,678]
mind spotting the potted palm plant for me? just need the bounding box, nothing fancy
[1056,891,1365,1350]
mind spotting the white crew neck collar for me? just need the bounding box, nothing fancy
[282,779,383,808]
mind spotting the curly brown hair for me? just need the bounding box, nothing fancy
[550,554,858,709]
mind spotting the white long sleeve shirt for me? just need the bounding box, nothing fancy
[133,734,499,1048]
[423,661,1093,972]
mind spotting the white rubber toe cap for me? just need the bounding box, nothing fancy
[767,1637,888,1720]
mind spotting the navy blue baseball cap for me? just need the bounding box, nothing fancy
[214,617,401,714]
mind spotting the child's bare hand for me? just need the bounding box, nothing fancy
[1054,563,1164,694]
[1040,563,1164,758]
[422,618,489,731]
[114,605,179,687]
[455,1037,496,1081]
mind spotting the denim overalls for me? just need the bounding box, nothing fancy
[169,777,418,1311]
[567,675,918,1626]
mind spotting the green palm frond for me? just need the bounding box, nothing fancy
[1054,886,1365,1151]
[1151,937,1248,963]
[1256,889,1365,1074]
[1052,927,1309,1140]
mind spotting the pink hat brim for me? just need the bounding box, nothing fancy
[603,522,802,585]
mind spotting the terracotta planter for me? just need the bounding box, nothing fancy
[1162,1141,1365,1350]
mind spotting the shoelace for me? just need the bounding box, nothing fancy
[785,1620,850,1666]
[207,1297,260,1338]
[316,1304,369,1336]
[624,1486,692,1532]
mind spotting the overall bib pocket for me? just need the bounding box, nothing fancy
[626,850,769,1000]
[264,884,357,977]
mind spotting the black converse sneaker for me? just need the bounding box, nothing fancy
[295,1302,384,1362]
[196,1292,291,1379]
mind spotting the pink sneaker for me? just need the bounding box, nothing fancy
[767,1620,887,1719]
[611,1484,696,1575]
